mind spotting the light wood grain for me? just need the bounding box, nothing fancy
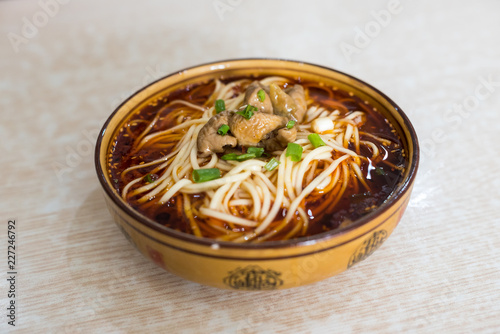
[1,0,500,333]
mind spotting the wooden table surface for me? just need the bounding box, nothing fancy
[1,0,499,333]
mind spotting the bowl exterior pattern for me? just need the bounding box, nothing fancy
[102,187,411,289]
[96,59,418,289]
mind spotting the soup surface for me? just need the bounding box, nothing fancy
[108,75,406,242]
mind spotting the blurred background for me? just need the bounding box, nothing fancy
[1,0,499,332]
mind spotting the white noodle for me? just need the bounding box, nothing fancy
[118,77,391,242]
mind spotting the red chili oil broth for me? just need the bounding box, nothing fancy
[108,77,406,241]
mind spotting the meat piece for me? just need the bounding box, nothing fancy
[197,111,237,156]
[228,111,288,146]
[269,83,297,118]
[268,83,308,122]
[277,127,297,143]
[285,85,307,122]
[244,81,273,113]
[263,127,297,152]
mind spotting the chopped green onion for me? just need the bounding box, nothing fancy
[264,158,280,171]
[374,167,386,176]
[215,99,225,113]
[286,120,296,129]
[217,124,230,136]
[234,153,255,161]
[221,152,254,161]
[308,133,326,148]
[257,89,266,102]
[143,174,154,183]
[235,105,258,120]
[221,153,239,160]
[192,168,221,183]
[222,153,251,161]
[221,147,265,161]
[286,143,303,162]
[246,147,264,157]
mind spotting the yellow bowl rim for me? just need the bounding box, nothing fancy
[94,58,419,250]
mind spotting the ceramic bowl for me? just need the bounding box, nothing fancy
[95,58,419,290]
